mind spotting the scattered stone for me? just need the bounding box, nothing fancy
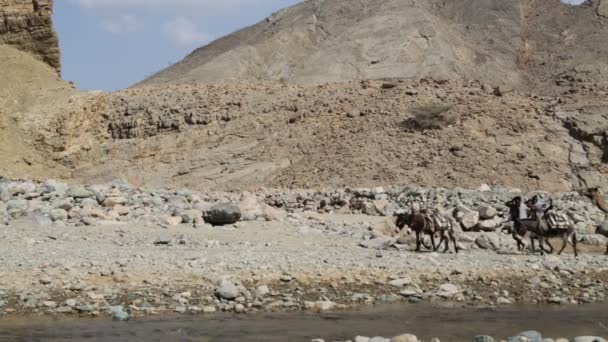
[110,306,130,321]
[360,236,395,250]
[436,283,460,298]
[388,277,413,287]
[103,197,128,207]
[202,306,217,313]
[42,301,57,308]
[165,216,183,226]
[256,285,270,297]
[304,301,336,311]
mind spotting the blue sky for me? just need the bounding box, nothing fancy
[54,0,300,91]
[54,0,586,92]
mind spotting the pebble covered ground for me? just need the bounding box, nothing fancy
[0,179,607,327]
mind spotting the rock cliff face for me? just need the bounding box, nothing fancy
[0,0,60,73]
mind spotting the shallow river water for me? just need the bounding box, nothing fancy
[0,303,606,342]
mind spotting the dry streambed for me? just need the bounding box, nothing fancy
[0,179,607,322]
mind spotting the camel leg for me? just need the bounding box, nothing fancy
[430,233,437,252]
[442,231,450,253]
[530,237,537,253]
[449,230,459,254]
[542,239,554,254]
[512,232,524,252]
[415,231,421,252]
[557,232,568,255]
[421,235,432,250]
[538,235,545,256]
[572,231,578,257]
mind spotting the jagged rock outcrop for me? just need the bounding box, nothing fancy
[0,0,60,73]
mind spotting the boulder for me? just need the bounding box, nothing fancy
[477,205,497,219]
[66,186,94,199]
[371,218,400,237]
[43,180,69,195]
[436,283,459,298]
[240,194,285,221]
[204,203,241,226]
[362,202,380,216]
[475,233,501,250]
[8,182,36,196]
[215,280,239,300]
[103,197,128,207]
[239,193,263,221]
[456,204,479,230]
[477,217,503,231]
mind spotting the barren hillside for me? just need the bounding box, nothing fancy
[22,79,607,192]
[139,0,608,93]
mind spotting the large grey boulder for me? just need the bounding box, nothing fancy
[66,186,94,199]
[215,280,239,300]
[203,203,241,226]
[456,204,479,231]
[475,233,501,250]
[477,205,497,219]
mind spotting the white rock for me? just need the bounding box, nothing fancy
[391,334,419,342]
[436,283,460,298]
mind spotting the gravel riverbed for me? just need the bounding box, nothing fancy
[0,179,607,322]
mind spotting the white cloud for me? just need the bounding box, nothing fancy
[100,14,141,34]
[163,17,212,48]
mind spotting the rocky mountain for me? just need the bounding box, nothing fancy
[140,0,608,93]
[0,0,607,194]
[0,0,60,73]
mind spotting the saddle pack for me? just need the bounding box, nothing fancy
[545,210,572,229]
[423,210,450,230]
